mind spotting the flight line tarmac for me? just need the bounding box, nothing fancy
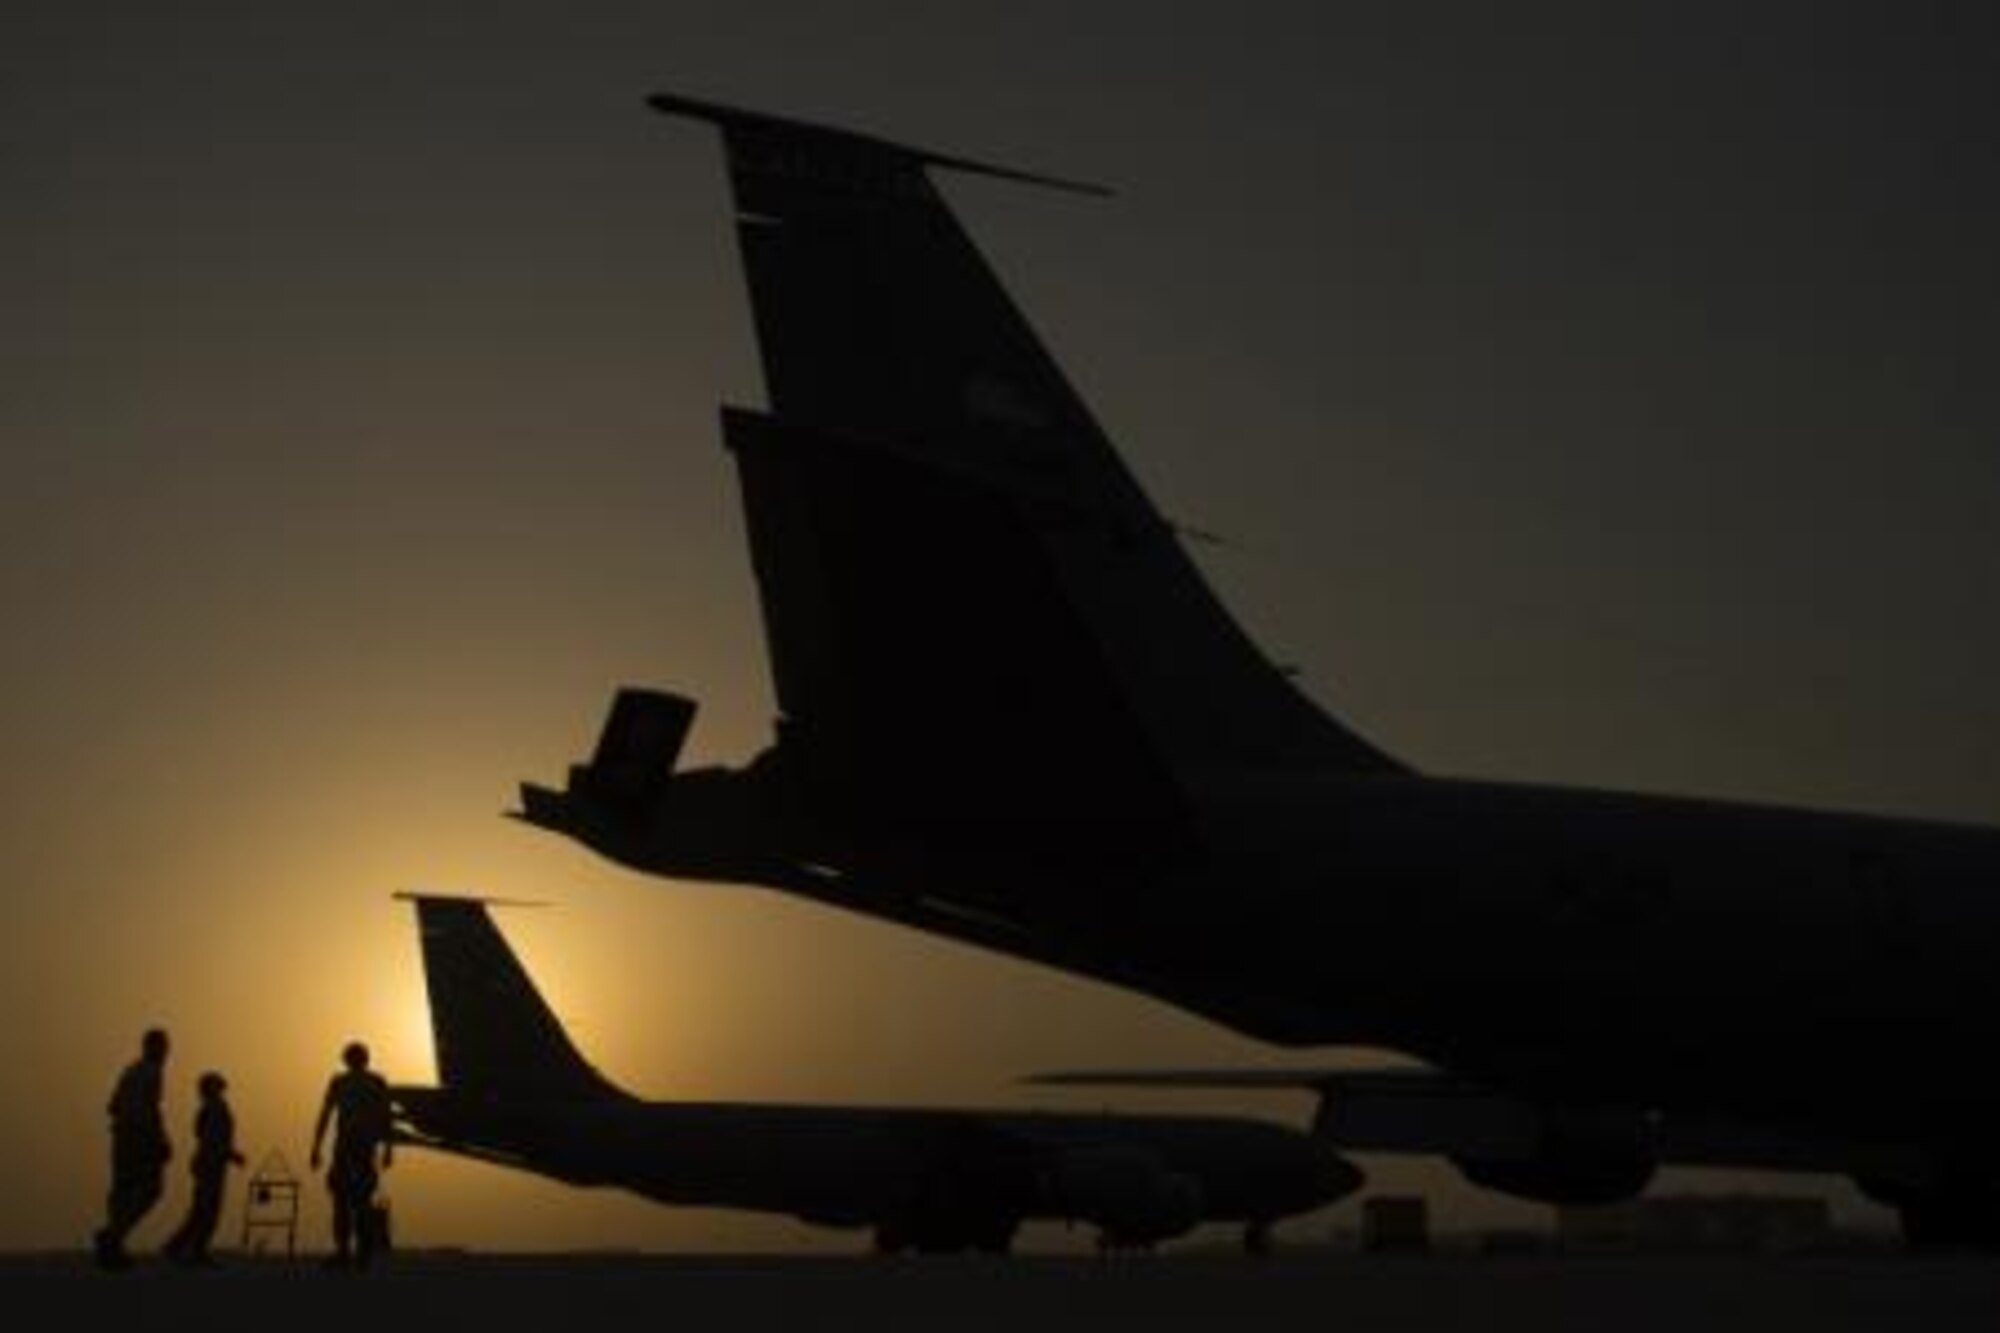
[8,1250,1998,1332]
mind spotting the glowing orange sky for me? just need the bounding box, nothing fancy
[7,4,1995,1252]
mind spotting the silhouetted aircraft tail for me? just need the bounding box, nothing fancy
[646,93,1404,835]
[398,894,624,1103]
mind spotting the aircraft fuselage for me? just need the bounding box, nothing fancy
[398,1091,1345,1231]
[541,757,2000,1170]
[1189,772,2000,1129]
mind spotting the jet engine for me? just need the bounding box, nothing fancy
[1451,1107,1656,1206]
[1048,1146,1205,1245]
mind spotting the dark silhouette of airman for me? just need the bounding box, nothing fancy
[310,1040,394,1268]
[94,1026,172,1270]
[162,1070,245,1267]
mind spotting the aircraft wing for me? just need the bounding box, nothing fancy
[1025,1067,1930,1180]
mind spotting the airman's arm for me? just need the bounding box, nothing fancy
[309,1083,333,1168]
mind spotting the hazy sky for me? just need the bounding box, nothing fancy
[4,2,1996,1252]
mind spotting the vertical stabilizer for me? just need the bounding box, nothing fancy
[648,93,1405,800]
[401,895,621,1103]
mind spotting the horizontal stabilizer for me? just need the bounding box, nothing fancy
[510,781,566,828]
[646,91,1112,196]
[393,890,550,910]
